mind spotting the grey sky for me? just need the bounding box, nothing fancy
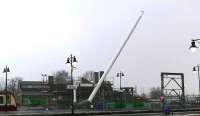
[0,0,199,94]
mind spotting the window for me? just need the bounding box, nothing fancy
[0,96,3,104]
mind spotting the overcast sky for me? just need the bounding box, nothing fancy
[0,0,200,94]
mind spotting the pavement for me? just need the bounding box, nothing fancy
[0,108,200,116]
[1,111,200,116]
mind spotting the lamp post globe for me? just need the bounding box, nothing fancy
[189,40,200,52]
[190,47,197,52]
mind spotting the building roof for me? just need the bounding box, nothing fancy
[20,91,53,96]
[20,81,43,85]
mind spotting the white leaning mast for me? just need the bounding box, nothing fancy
[88,11,144,103]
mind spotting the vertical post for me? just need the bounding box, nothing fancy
[120,72,122,109]
[120,73,122,90]
[5,66,7,112]
[117,71,124,109]
[181,74,185,108]
[198,65,200,96]
[120,91,123,109]
[161,74,164,111]
[70,54,74,116]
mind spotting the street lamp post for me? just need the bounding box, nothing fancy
[41,74,47,83]
[117,71,124,109]
[3,66,10,112]
[66,54,77,116]
[117,71,124,89]
[193,65,200,95]
[189,39,200,95]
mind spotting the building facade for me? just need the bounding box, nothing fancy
[17,71,136,109]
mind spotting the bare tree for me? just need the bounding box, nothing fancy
[53,70,69,84]
[7,77,23,94]
[149,87,161,99]
[141,93,147,99]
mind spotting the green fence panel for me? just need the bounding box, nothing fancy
[133,102,144,109]
[24,98,48,107]
[113,102,126,109]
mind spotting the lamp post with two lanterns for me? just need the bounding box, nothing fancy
[117,71,124,90]
[66,54,77,116]
[117,71,124,109]
[3,66,10,112]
